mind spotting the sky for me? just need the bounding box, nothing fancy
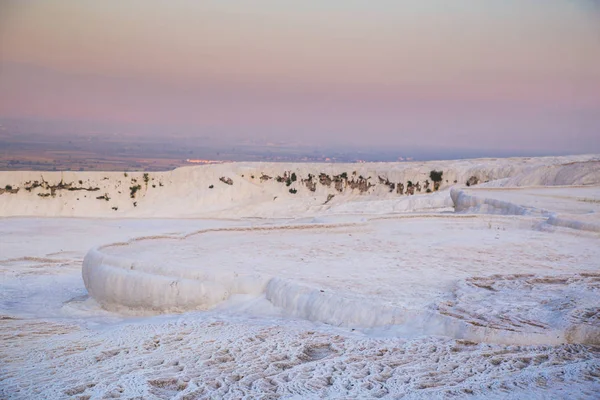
[0,0,599,155]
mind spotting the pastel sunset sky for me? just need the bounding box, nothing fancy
[1,1,599,154]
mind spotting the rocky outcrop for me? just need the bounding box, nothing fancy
[319,173,333,187]
[333,174,345,192]
[466,176,479,187]
[348,176,374,193]
[378,176,396,193]
[302,174,317,192]
[396,183,404,195]
[219,177,233,185]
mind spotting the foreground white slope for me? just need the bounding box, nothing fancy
[1,155,599,399]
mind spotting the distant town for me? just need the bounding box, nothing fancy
[0,121,416,171]
[0,118,569,172]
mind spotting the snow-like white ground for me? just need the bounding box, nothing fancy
[1,156,599,399]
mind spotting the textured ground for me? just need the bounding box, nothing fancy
[2,313,599,399]
[1,214,599,399]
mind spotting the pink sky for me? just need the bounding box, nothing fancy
[0,1,599,154]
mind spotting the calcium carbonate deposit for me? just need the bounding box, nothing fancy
[1,155,599,399]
